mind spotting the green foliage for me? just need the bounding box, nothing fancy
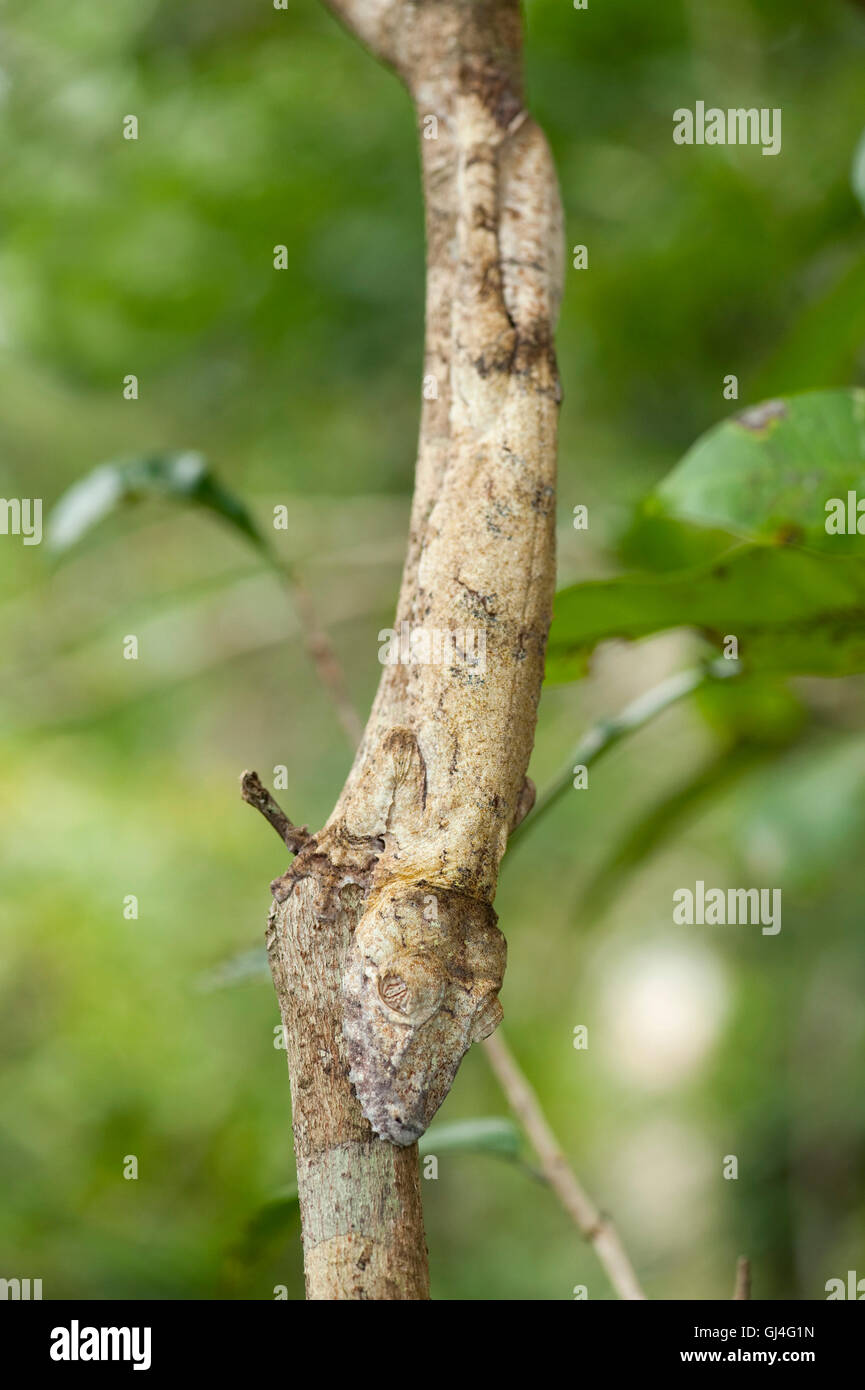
[694,672,807,747]
[654,389,865,554]
[549,545,865,682]
[418,1117,523,1161]
[548,390,865,683]
[46,453,268,557]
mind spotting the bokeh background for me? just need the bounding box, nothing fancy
[2,0,865,1300]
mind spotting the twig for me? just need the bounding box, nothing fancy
[483,1029,646,1300]
[240,771,310,855]
[284,569,364,748]
[733,1256,751,1300]
[509,659,739,853]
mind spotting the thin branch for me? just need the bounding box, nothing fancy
[283,568,364,747]
[733,1256,751,1300]
[240,771,310,855]
[509,659,740,853]
[483,1029,646,1300]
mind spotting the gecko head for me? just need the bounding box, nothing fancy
[342,882,506,1146]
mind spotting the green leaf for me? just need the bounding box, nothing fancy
[418,1116,522,1160]
[46,452,269,556]
[547,545,865,684]
[619,509,734,574]
[693,672,807,746]
[654,388,865,556]
[550,391,865,683]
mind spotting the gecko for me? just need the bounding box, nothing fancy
[339,727,534,1146]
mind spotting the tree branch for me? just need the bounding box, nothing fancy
[483,1030,646,1301]
[263,0,564,1298]
[240,771,310,855]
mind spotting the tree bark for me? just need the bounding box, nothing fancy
[260,0,563,1299]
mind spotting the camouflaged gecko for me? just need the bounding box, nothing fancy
[343,880,507,1145]
[338,727,534,1145]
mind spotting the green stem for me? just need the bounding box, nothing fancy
[509,658,739,853]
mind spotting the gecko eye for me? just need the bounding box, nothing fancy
[379,975,409,1009]
[376,951,445,1025]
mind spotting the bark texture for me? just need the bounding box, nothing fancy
[262,0,564,1299]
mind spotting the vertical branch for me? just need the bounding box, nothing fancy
[255,0,564,1298]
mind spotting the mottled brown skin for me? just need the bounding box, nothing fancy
[343,883,506,1144]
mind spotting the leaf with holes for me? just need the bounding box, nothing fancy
[651,388,865,556]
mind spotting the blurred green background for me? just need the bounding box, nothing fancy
[2,0,865,1300]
